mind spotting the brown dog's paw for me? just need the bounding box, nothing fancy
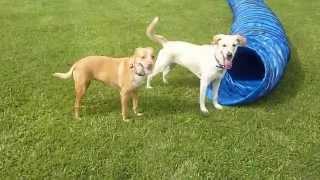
[74,115,81,120]
[122,117,130,122]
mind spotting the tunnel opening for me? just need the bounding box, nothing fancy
[228,47,265,81]
[207,46,266,105]
[218,47,265,104]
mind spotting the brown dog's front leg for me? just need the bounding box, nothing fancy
[120,91,130,122]
[132,91,143,116]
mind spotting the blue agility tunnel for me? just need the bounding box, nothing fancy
[207,0,290,105]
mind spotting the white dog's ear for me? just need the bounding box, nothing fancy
[212,34,224,44]
[236,35,247,46]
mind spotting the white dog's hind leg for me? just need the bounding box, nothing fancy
[211,79,223,110]
[199,76,210,114]
[146,50,171,88]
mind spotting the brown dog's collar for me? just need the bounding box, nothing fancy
[129,60,146,76]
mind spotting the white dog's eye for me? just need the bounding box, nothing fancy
[222,44,227,47]
[232,44,236,47]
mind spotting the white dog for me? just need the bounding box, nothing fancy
[146,17,246,113]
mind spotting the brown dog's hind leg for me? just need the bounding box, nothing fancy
[73,71,90,119]
[132,91,143,116]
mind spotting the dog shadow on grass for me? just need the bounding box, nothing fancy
[168,76,199,89]
[245,43,305,108]
[81,90,203,120]
[149,66,199,89]
[141,94,199,113]
[82,96,120,117]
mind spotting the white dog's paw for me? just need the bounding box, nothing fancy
[146,85,153,89]
[163,79,168,84]
[135,112,143,116]
[200,107,209,114]
[214,103,224,110]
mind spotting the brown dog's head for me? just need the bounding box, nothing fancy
[212,34,246,69]
[131,47,155,76]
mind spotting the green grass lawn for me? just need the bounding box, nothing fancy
[1,0,320,178]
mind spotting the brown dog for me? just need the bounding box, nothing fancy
[53,47,154,121]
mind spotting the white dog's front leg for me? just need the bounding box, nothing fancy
[146,50,171,89]
[162,66,170,84]
[211,79,223,110]
[200,77,209,114]
[146,75,153,89]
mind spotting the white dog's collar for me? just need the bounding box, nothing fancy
[214,54,226,69]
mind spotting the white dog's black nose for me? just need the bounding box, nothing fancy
[227,52,233,59]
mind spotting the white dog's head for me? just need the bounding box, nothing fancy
[212,34,246,69]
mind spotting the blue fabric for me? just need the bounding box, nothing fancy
[207,0,290,105]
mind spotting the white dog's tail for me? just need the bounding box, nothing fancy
[146,17,168,46]
[53,64,76,79]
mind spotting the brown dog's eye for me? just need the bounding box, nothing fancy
[222,44,227,47]
[142,56,145,59]
[152,55,155,59]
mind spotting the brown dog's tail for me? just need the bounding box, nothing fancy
[146,17,168,46]
[53,64,76,79]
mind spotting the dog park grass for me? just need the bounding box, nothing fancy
[1,0,320,178]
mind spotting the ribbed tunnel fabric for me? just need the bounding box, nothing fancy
[207,0,290,105]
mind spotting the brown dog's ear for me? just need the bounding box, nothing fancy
[130,49,138,68]
[134,47,141,55]
[212,34,224,44]
[236,35,247,46]
[146,47,154,53]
